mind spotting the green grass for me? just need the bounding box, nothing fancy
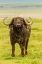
[0,18,42,64]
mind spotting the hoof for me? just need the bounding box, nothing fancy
[25,52,28,55]
[21,54,24,57]
[11,54,15,57]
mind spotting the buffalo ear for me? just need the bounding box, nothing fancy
[23,19,27,26]
[9,18,14,27]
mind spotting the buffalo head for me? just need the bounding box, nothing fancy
[3,17,33,28]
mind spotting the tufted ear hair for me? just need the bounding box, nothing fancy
[9,18,14,27]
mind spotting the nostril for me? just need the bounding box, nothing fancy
[17,24,20,27]
[17,24,18,26]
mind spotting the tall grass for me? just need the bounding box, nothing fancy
[0,18,42,64]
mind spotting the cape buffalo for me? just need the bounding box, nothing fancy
[3,17,33,57]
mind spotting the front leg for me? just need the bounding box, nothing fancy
[11,44,15,57]
[25,39,29,55]
[10,32,15,57]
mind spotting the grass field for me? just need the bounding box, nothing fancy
[0,18,42,64]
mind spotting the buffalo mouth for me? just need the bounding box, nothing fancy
[16,27,22,31]
[14,26,22,32]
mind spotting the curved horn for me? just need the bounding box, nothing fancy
[25,17,33,25]
[29,17,33,25]
[3,17,9,26]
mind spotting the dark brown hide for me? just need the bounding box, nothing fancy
[9,17,31,57]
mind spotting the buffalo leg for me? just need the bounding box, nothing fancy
[25,39,29,55]
[11,44,15,57]
[20,43,25,57]
[21,46,25,57]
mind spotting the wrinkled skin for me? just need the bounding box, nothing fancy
[9,17,31,57]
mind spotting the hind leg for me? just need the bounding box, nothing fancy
[19,43,25,57]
